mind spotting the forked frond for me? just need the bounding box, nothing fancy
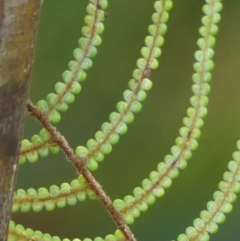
[14,0,222,223]
[13,0,173,213]
[10,135,240,241]
[10,0,234,241]
[14,0,221,221]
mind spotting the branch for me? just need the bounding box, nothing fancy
[0,1,41,240]
[27,100,136,241]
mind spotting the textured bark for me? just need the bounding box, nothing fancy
[0,1,41,240]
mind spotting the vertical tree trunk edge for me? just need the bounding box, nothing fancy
[0,1,41,240]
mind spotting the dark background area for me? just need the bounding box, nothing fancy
[13,0,240,240]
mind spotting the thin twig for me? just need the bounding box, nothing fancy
[27,99,136,241]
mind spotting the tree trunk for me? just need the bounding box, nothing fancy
[0,1,41,240]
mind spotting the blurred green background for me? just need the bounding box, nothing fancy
[13,0,240,240]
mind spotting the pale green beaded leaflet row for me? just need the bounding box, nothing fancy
[74,0,173,174]
[111,0,223,228]
[36,0,107,124]
[175,139,240,241]
[18,0,108,164]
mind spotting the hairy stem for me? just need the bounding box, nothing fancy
[27,100,136,241]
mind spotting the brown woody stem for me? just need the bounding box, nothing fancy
[27,100,136,241]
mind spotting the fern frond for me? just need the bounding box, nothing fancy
[24,101,136,241]
[110,0,223,225]
[11,0,228,240]
[18,0,108,165]
[15,0,173,214]
[15,0,221,218]
[18,0,172,168]
[8,220,126,241]
[75,0,173,172]
[19,129,60,165]
[12,176,90,213]
[175,139,240,241]
[35,0,108,124]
